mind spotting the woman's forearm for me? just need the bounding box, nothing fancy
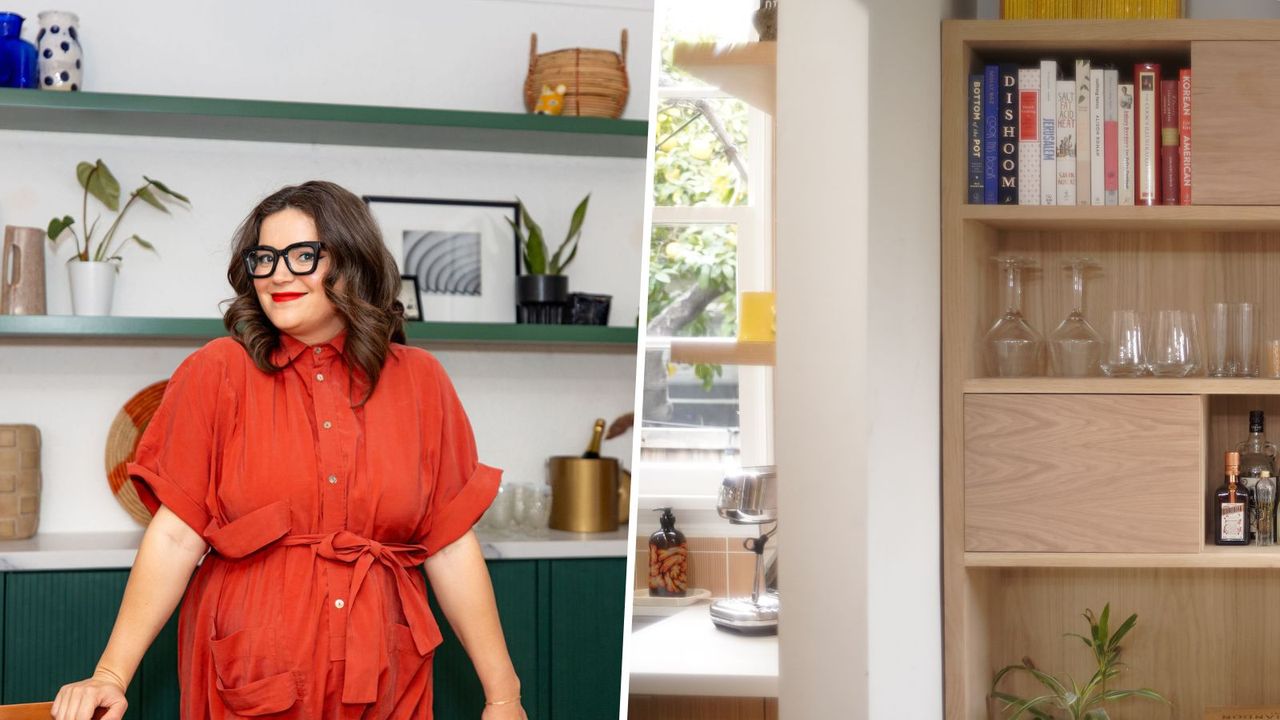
[94,506,206,691]
[424,530,521,703]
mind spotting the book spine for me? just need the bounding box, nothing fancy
[1090,67,1105,206]
[1160,78,1179,205]
[1104,69,1119,205]
[1075,59,1091,205]
[1119,82,1135,206]
[1040,59,1057,205]
[1179,68,1192,205]
[998,64,1020,204]
[982,65,999,204]
[1018,67,1040,205]
[969,74,985,204]
[1056,80,1077,205]
[1136,62,1161,206]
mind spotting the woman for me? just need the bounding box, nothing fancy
[51,181,526,719]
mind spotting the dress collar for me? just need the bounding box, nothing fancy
[272,327,348,366]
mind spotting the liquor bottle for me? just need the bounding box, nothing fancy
[1257,470,1277,547]
[582,418,606,459]
[1216,451,1250,546]
[1238,410,1277,479]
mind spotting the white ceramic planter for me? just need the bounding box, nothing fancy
[68,260,116,316]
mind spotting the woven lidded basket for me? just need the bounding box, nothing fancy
[523,30,629,119]
[0,424,41,539]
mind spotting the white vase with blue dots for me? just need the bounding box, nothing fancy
[36,10,80,92]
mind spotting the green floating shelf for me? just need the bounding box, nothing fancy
[0,88,648,158]
[0,315,637,351]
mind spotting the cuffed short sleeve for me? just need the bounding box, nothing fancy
[127,346,229,536]
[419,359,501,555]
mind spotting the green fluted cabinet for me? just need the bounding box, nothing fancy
[0,558,624,719]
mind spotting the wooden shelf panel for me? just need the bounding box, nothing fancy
[668,338,775,366]
[968,547,1280,569]
[0,315,637,352]
[963,378,1280,394]
[957,205,1280,232]
[672,42,776,114]
[944,18,1280,51]
[0,88,648,158]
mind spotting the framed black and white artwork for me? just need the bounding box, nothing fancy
[363,196,521,323]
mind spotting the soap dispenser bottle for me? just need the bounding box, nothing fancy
[648,507,688,597]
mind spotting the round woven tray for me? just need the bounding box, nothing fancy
[104,380,168,525]
[524,30,629,118]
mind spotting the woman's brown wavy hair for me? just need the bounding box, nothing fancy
[221,180,406,407]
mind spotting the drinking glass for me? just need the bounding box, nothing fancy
[1236,302,1259,377]
[1048,258,1103,377]
[1147,310,1198,377]
[1208,302,1232,377]
[1102,309,1147,377]
[984,257,1043,377]
[484,483,515,533]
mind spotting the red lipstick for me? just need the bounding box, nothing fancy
[271,292,305,303]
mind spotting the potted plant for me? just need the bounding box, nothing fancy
[990,603,1169,719]
[507,194,588,324]
[46,159,189,316]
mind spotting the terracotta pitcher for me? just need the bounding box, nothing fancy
[2,225,46,315]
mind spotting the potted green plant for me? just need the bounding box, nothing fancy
[46,159,189,316]
[990,603,1169,719]
[507,194,588,324]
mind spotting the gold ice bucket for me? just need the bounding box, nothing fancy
[547,456,619,532]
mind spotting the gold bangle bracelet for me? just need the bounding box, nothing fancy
[485,695,520,706]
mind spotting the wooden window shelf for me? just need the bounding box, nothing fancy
[0,87,648,158]
[0,315,637,352]
[963,378,1280,394]
[668,338,776,366]
[671,41,776,114]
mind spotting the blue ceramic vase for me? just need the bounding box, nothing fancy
[0,13,38,88]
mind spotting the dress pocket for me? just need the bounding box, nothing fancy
[210,626,301,715]
[387,623,433,705]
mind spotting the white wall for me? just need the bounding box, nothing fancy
[0,0,652,534]
[775,1,870,717]
[777,0,949,718]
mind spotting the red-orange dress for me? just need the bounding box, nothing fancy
[127,328,501,719]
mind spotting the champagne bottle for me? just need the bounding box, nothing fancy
[583,418,606,459]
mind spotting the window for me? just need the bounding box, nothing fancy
[641,8,773,465]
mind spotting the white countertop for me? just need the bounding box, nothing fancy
[627,603,779,697]
[0,527,628,571]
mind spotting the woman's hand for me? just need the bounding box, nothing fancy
[481,700,528,720]
[50,670,127,720]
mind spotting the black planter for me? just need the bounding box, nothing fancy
[569,292,612,325]
[516,274,569,324]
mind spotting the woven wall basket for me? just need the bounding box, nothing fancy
[105,380,168,526]
[523,30,630,119]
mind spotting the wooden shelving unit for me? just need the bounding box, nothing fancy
[0,315,637,352]
[0,87,647,157]
[943,20,1280,720]
[671,42,776,114]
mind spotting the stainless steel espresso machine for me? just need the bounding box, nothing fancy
[710,465,779,633]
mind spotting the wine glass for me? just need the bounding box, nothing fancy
[984,257,1043,377]
[1047,258,1103,377]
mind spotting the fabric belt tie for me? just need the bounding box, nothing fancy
[203,501,439,705]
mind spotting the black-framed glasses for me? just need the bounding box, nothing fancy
[243,241,326,278]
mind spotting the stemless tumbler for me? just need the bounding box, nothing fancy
[1148,310,1199,377]
[1103,310,1146,377]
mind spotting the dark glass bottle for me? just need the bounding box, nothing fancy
[1216,451,1250,546]
[648,507,688,597]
